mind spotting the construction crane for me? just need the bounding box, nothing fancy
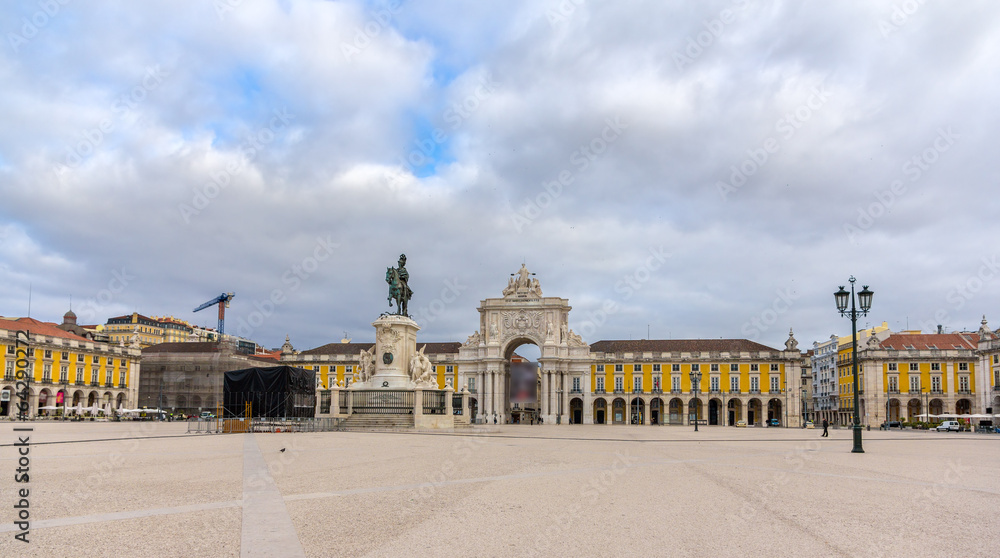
[193,292,235,336]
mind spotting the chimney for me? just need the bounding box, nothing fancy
[937,324,943,334]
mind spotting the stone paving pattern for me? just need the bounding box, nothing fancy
[1,422,998,557]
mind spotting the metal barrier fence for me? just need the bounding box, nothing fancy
[351,389,414,414]
[423,390,446,415]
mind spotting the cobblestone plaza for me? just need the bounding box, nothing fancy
[2,422,997,557]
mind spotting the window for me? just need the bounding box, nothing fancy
[710,376,719,391]
[44,350,52,358]
[958,363,968,371]
[931,363,940,371]
[633,364,642,372]
[750,364,759,372]
[750,376,760,392]
[76,367,84,384]
[994,355,999,364]
[770,364,779,371]
[614,376,623,392]
[653,377,661,391]
[346,365,353,374]
[597,365,604,372]
[888,363,897,371]
[5,361,13,380]
[671,376,680,391]
[59,365,68,383]
[61,352,68,360]
[345,376,352,387]
[672,364,680,372]
[119,372,127,386]
[42,364,51,380]
[633,377,642,392]
[446,365,454,373]
[5,345,13,355]
[888,376,898,392]
[77,353,83,361]
[730,363,739,372]
[730,376,739,393]
[995,370,1000,387]
[711,364,719,372]
[572,377,581,392]
[909,376,919,393]
[959,376,969,391]
[92,356,99,364]
[468,378,476,392]
[691,364,700,372]
[931,376,941,392]
[596,377,605,392]
[614,364,623,372]
[910,363,920,372]
[770,376,779,392]
[652,364,661,372]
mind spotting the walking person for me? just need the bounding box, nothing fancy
[822,418,829,437]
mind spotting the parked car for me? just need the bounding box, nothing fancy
[936,420,960,432]
[200,411,215,420]
[735,420,747,427]
[768,418,780,427]
[804,420,815,429]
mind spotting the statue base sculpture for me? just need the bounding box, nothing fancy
[356,314,420,389]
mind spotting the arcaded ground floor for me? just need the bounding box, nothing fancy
[1,422,998,557]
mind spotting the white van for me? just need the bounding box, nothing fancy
[936,421,961,432]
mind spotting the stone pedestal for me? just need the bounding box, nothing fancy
[368,314,420,389]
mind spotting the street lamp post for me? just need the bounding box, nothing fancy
[835,277,874,454]
[689,368,702,432]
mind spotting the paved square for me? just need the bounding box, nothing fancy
[2,422,998,557]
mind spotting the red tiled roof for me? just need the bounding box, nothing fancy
[879,333,977,351]
[300,341,461,356]
[589,339,779,354]
[0,317,89,342]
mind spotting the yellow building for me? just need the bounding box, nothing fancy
[835,323,891,424]
[1,314,140,417]
[843,329,980,426]
[105,312,164,347]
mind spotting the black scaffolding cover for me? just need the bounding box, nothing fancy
[223,365,316,418]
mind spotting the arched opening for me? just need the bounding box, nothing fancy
[176,394,187,414]
[709,398,722,426]
[593,398,607,424]
[929,398,944,416]
[768,398,782,426]
[689,398,702,424]
[888,398,901,422]
[469,397,478,419]
[192,394,203,411]
[956,399,971,415]
[570,397,583,424]
[630,397,645,424]
[650,397,663,425]
[116,393,125,410]
[612,398,626,424]
[87,391,97,408]
[728,399,742,425]
[505,340,541,424]
[907,398,921,420]
[0,385,12,416]
[38,389,50,416]
[72,390,83,407]
[668,398,683,425]
[748,399,762,426]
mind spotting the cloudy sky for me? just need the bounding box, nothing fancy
[1,0,998,352]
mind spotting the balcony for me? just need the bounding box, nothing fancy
[651,388,663,394]
[956,389,972,395]
[887,389,900,395]
[671,388,682,394]
[570,388,582,394]
[730,389,741,395]
[749,389,761,395]
[768,389,782,395]
[41,378,53,384]
[595,389,606,395]
[90,381,100,387]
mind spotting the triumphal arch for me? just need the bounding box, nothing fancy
[456,264,593,424]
